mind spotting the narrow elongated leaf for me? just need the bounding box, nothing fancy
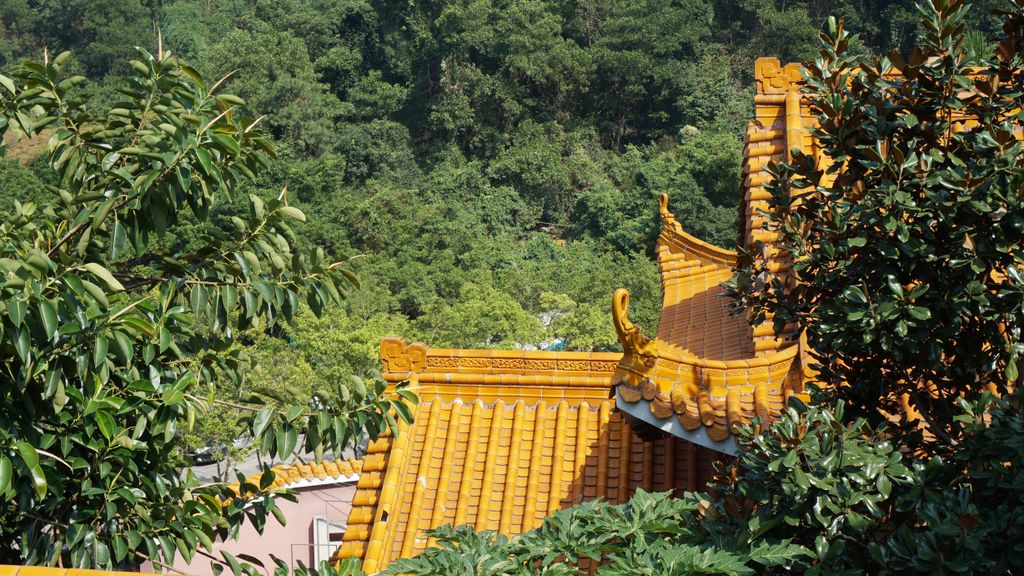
[82,262,124,291]
[91,199,115,230]
[252,409,273,438]
[277,206,305,222]
[39,300,58,338]
[16,442,46,499]
[0,456,12,494]
[111,220,128,258]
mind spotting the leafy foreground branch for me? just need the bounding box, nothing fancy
[385,395,1024,576]
[0,49,414,568]
[727,0,1024,454]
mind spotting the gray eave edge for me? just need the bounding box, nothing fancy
[614,388,740,455]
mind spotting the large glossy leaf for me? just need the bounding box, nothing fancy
[16,441,46,499]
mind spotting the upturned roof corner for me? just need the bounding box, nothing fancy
[611,288,658,381]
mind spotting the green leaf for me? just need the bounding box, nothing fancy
[16,441,46,499]
[793,467,810,489]
[907,306,931,320]
[112,535,128,563]
[0,73,15,95]
[110,220,128,259]
[76,225,92,256]
[876,474,892,498]
[895,320,908,337]
[221,551,243,576]
[393,399,415,425]
[782,449,798,468]
[0,456,12,495]
[157,326,172,353]
[211,133,241,156]
[252,409,273,438]
[221,285,238,314]
[94,540,111,567]
[52,379,67,412]
[243,251,261,275]
[350,376,367,401]
[280,424,298,459]
[162,389,184,406]
[96,411,116,441]
[814,535,829,560]
[13,327,29,361]
[270,502,287,526]
[112,331,134,364]
[81,279,109,308]
[39,300,58,338]
[195,148,213,175]
[885,275,903,297]
[81,262,124,292]
[7,299,26,326]
[842,285,867,304]
[277,206,306,222]
[91,199,115,231]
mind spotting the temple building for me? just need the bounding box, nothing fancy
[333,57,815,573]
[0,57,817,576]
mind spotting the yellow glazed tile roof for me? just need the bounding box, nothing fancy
[611,58,814,444]
[217,459,362,509]
[231,459,363,493]
[335,339,723,573]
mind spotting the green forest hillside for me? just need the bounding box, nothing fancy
[0,0,1006,414]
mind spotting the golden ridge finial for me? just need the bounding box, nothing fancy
[612,289,658,360]
[658,193,679,231]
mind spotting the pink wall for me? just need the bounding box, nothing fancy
[153,483,356,575]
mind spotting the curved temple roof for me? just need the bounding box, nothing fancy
[611,57,815,450]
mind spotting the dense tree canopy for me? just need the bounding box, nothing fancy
[2,0,1009,367]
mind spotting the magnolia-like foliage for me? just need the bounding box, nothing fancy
[0,50,414,567]
[729,0,1024,451]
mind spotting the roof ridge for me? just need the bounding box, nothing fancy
[228,458,363,495]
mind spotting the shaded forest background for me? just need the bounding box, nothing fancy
[0,0,1007,454]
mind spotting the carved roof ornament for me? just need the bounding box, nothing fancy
[611,174,806,447]
[658,192,680,233]
[612,288,659,367]
[380,336,427,373]
[754,57,804,95]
